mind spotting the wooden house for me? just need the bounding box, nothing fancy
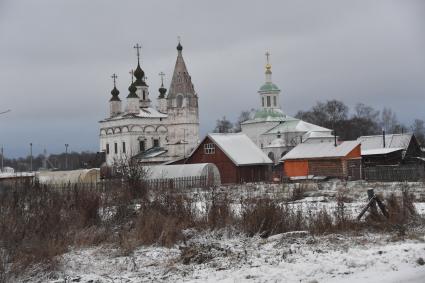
[280,141,361,179]
[358,133,423,166]
[184,133,273,184]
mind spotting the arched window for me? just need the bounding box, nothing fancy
[176,95,183,108]
[142,90,146,100]
[273,96,277,107]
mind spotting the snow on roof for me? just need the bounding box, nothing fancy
[281,141,360,160]
[361,148,404,156]
[241,113,295,125]
[136,107,168,118]
[302,131,335,140]
[208,133,273,165]
[357,133,412,151]
[103,107,167,121]
[265,119,331,135]
[0,172,35,179]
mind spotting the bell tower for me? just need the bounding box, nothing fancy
[166,39,200,155]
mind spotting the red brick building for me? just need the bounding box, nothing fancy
[185,133,273,184]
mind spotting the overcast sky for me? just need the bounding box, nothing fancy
[0,0,424,157]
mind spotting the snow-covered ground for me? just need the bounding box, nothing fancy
[14,180,425,283]
[20,231,425,283]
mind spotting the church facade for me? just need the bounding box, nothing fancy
[99,42,199,165]
[241,54,334,164]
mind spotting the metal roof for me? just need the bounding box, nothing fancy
[281,141,360,160]
[207,133,273,166]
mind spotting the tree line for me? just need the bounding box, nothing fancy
[1,151,105,172]
[214,100,425,145]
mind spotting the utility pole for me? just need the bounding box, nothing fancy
[65,144,69,170]
[1,146,4,172]
[30,143,33,172]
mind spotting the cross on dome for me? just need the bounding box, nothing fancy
[133,43,142,63]
[111,73,118,87]
[159,71,165,86]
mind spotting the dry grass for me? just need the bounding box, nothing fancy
[0,179,421,280]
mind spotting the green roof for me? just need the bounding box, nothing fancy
[259,82,280,93]
[254,108,285,119]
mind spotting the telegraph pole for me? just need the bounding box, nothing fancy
[65,144,69,170]
[29,143,33,172]
[0,110,10,172]
[1,146,3,172]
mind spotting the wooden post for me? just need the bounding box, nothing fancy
[367,189,378,215]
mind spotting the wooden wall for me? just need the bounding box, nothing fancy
[185,137,271,184]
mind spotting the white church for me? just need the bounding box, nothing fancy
[99,42,199,165]
[241,53,334,164]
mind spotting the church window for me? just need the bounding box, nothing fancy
[267,96,271,107]
[106,144,110,154]
[262,97,264,107]
[122,142,126,153]
[153,139,160,148]
[177,95,183,108]
[273,96,277,107]
[114,143,118,154]
[204,143,215,154]
[139,141,145,152]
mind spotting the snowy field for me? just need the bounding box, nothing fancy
[22,231,425,283]
[15,180,425,283]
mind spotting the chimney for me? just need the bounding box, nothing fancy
[382,128,386,148]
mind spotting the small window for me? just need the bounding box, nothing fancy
[122,142,126,153]
[153,139,160,148]
[204,143,215,154]
[273,96,277,107]
[139,141,145,152]
[177,95,183,108]
[114,143,118,154]
[267,96,271,107]
[106,144,110,154]
[142,90,146,100]
[262,97,264,107]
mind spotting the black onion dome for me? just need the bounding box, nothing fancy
[111,86,120,96]
[134,63,145,79]
[127,83,138,98]
[133,63,147,87]
[158,86,167,98]
[177,42,183,51]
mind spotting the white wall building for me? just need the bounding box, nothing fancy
[241,54,334,164]
[99,42,199,166]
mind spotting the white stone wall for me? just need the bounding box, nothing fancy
[99,117,168,165]
[241,121,280,148]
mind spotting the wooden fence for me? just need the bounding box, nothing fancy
[39,175,210,191]
[363,165,425,182]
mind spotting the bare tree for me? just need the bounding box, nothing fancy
[411,119,425,145]
[213,116,233,133]
[233,110,252,132]
[380,107,399,133]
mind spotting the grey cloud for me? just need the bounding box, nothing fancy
[0,0,424,157]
